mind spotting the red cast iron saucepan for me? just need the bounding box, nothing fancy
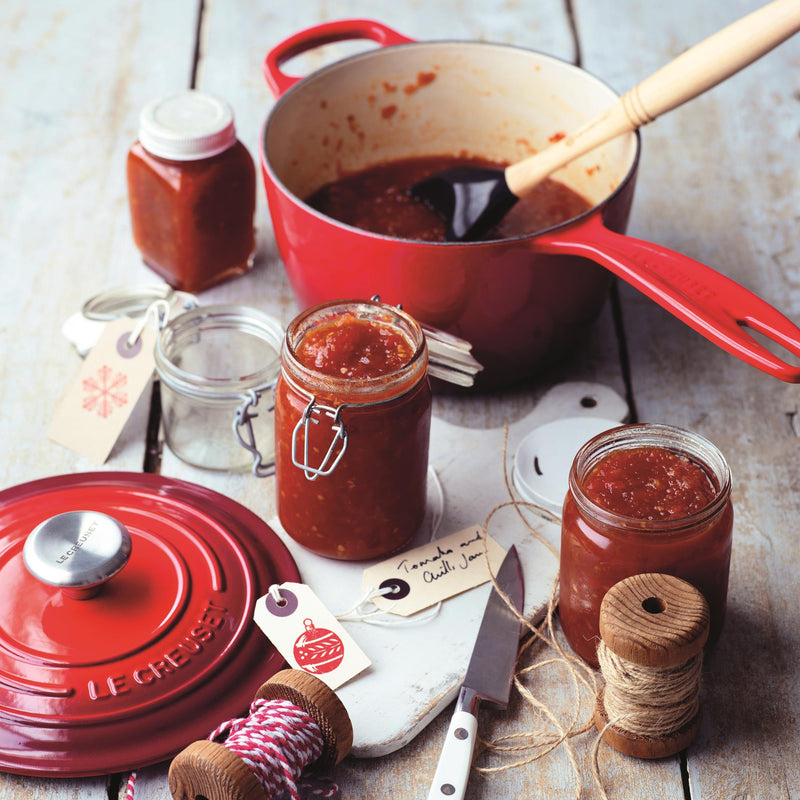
[260,19,800,389]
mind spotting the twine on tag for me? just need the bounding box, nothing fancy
[335,584,442,627]
[254,583,371,689]
[126,298,171,348]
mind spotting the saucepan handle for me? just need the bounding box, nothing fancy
[534,216,800,383]
[264,19,415,97]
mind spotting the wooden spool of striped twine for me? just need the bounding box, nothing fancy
[167,669,353,800]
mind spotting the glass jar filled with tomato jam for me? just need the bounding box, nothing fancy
[559,423,733,667]
[275,299,432,560]
[127,91,256,293]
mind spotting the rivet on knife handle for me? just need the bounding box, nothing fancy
[426,700,479,800]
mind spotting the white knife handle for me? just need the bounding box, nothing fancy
[426,709,478,800]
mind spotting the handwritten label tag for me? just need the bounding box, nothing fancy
[48,316,156,463]
[361,526,507,617]
[254,582,371,691]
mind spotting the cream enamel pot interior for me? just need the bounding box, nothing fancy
[260,20,800,389]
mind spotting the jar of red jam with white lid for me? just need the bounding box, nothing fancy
[274,299,432,561]
[559,423,733,667]
[127,90,256,293]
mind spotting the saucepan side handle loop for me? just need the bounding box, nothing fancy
[264,19,415,97]
[534,217,800,383]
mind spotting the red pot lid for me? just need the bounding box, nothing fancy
[0,472,299,777]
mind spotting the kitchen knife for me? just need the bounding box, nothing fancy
[427,545,524,800]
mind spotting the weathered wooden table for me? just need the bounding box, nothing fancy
[1,0,798,798]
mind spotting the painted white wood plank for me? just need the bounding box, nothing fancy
[577,1,800,799]
[0,774,111,800]
[0,2,198,799]
[0,0,200,490]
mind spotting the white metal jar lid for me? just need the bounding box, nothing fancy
[138,90,237,161]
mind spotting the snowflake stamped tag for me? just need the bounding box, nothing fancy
[48,316,157,463]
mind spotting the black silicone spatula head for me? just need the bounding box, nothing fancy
[410,166,518,242]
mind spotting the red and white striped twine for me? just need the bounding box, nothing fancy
[125,697,338,800]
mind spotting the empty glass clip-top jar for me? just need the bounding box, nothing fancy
[155,305,283,474]
[559,423,733,667]
[274,299,432,561]
[127,90,256,293]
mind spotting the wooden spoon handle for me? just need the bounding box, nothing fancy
[506,0,800,197]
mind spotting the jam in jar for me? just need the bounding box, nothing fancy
[127,91,256,293]
[559,423,733,667]
[275,300,432,560]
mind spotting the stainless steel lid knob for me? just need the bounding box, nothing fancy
[23,511,132,600]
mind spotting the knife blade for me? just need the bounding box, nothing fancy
[427,545,524,800]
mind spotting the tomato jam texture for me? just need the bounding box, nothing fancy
[305,155,592,242]
[275,305,431,560]
[127,141,255,292]
[559,434,733,668]
[295,315,415,379]
[582,446,718,519]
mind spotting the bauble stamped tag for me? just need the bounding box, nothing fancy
[361,526,506,617]
[48,316,156,463]
[254,582,371,690]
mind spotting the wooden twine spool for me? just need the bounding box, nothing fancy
[594,573,710,759]
[168,669,353,800]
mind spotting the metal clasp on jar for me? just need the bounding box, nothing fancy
[233,389,275,478]
[291,397,348,480]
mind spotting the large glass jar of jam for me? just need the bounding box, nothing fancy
[559,423,733,667]
[127,91,256,293]
[275,299,432,560]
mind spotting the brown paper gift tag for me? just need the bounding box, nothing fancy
[254,582,371,690]
[48,316,156,463]
[361,526,507,616]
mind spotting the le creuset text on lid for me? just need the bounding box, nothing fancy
[0,472,299,777]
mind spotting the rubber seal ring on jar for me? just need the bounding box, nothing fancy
[233,388,276,478]
[22,511,132,600]
[291,397,349,480]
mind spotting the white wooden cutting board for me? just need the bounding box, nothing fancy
[268,382,628,757]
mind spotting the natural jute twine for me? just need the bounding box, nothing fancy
[468,427,601,797]
[596,641,703,738]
